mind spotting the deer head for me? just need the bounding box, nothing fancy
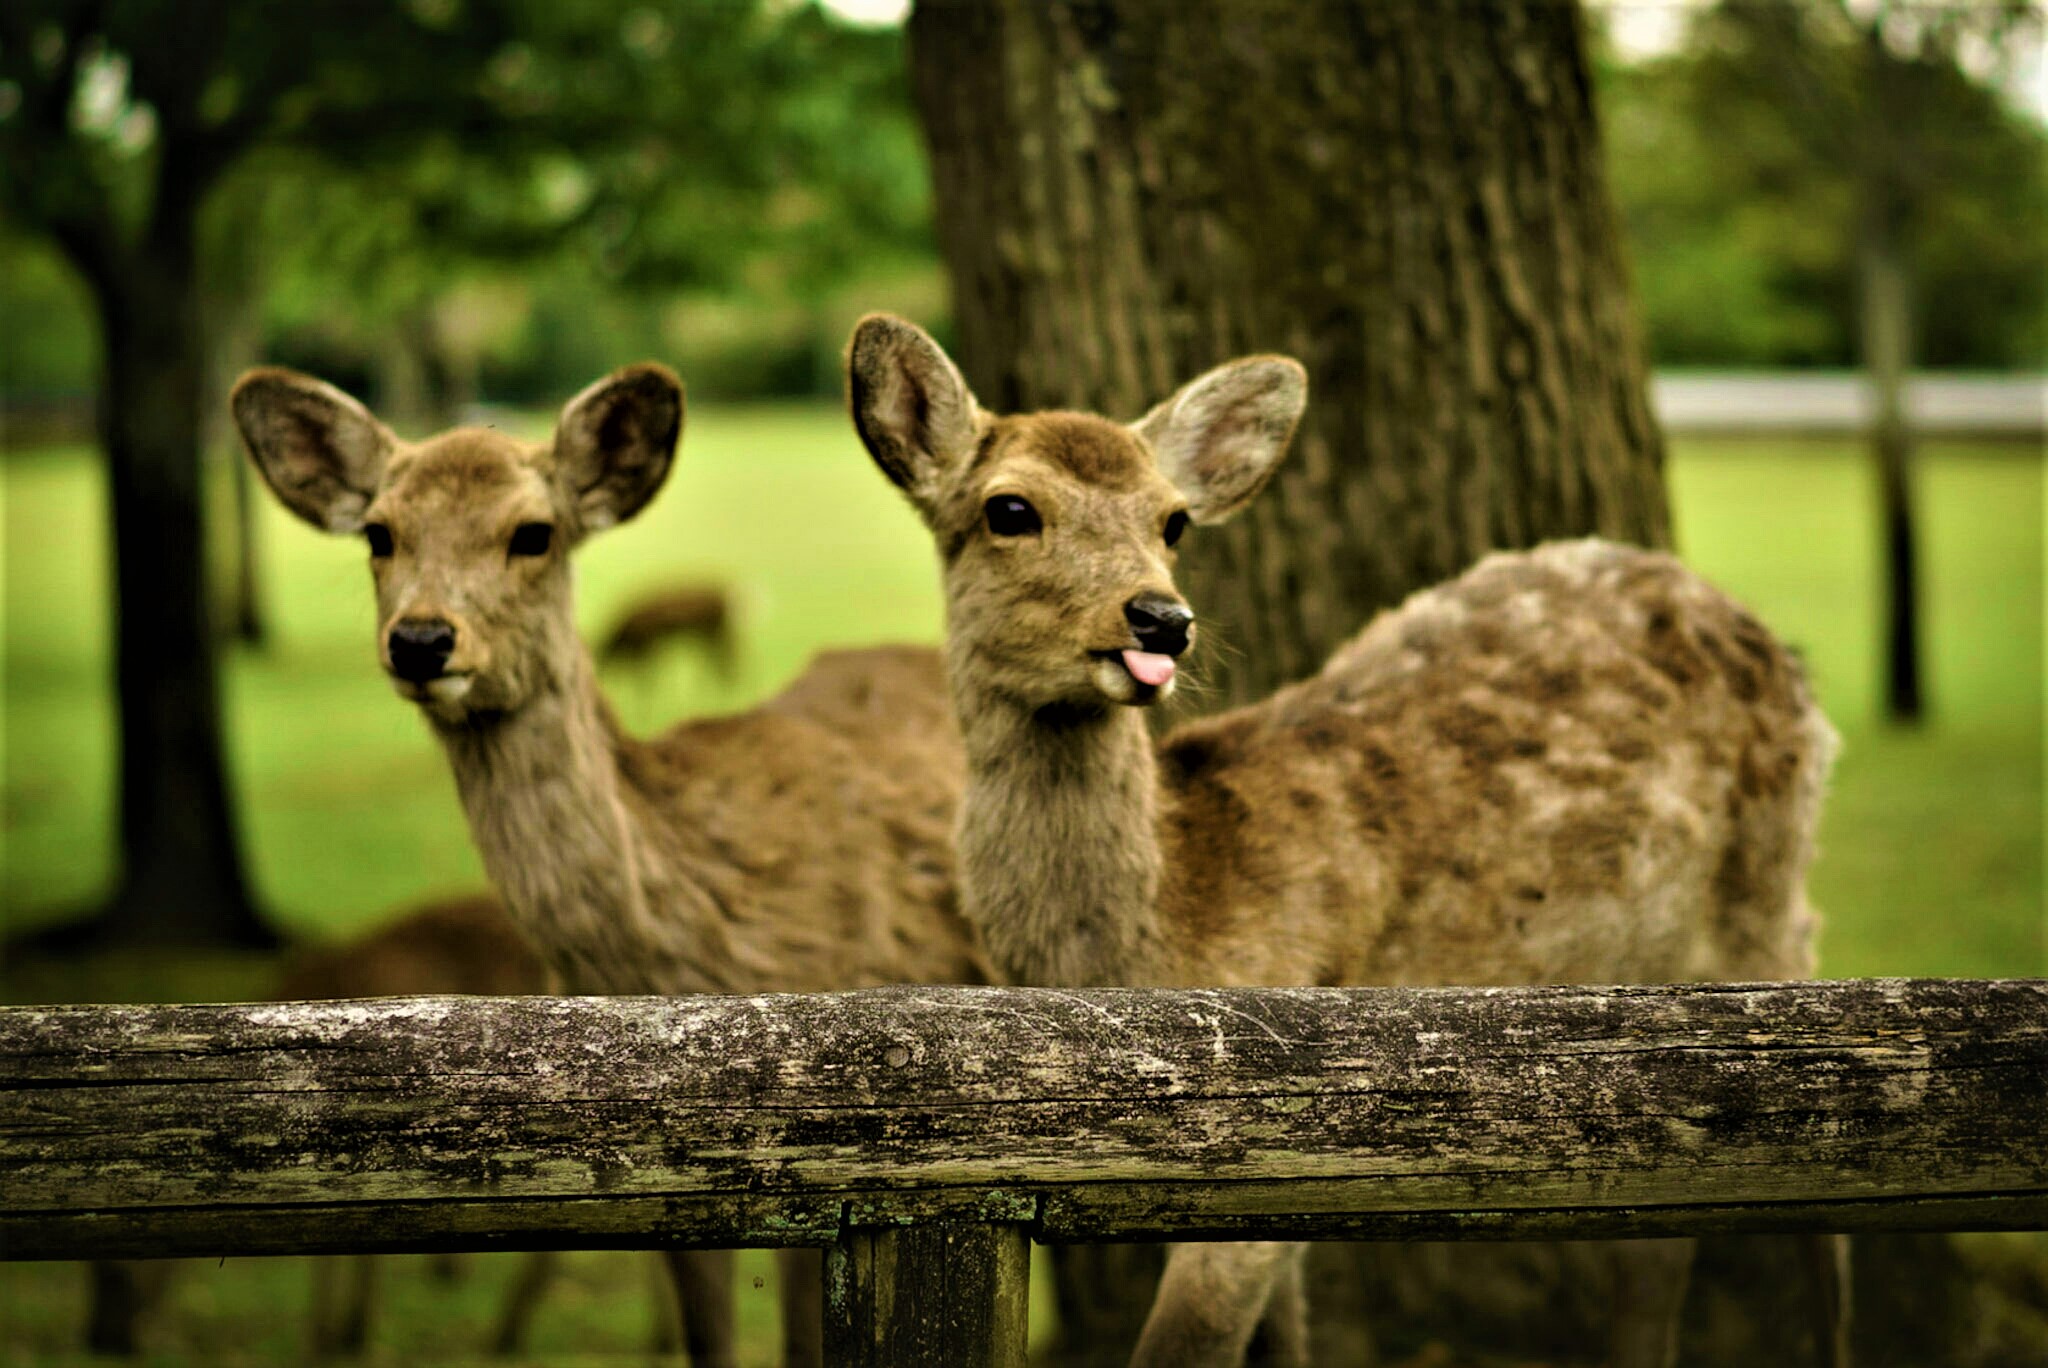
[848,314,1306,710]
[232,365,682,724]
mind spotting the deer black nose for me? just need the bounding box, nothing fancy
[1125,596,1194,657]
[388,618,456,683]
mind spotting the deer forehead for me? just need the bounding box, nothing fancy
[968,412,1183,520]
[981,412,1155,487]
[375,432,559,537]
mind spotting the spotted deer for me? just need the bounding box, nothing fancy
[846,314,1849,1368]
[233,363,991,1368]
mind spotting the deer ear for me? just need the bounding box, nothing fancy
[555,363,684,533]
[1133,356,1307,525]
[846,313,985,515]
[232,368,393,533]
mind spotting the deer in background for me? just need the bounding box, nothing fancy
[88,895,603,1359]
[847,314,1848,1368]
[233,362,991,1368]
[268,895,558,1359]
[600,583,738,684]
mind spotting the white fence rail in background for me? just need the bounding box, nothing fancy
[1653,372,2046,437]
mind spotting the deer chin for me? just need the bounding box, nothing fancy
[1090,649,1178,706]
[393,672,476,720]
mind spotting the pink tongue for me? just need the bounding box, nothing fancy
[1122,649,1177,688]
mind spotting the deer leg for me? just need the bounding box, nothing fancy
[488,1249,560,1356]
[1130,1241,1303,1368]
[308,1254,378,1358]
[664,1248,737,1368]
[1607,1237,1695,1368]
[647,1251,684,1355]
[777,1247,825,1368]
[1245,1243,1311,1368]
[336,1254,378,1355]
[87,1260,173,1355]
[1802,1233,1853,1368]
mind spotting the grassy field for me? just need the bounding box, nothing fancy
[0,413,2041,1360]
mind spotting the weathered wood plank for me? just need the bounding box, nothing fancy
[1,980,2042,1259]
[825,1221,1030,1368]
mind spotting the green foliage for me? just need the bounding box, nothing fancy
[0,229,97,396]
[0,1,939,407]
[1596,2,2048,368]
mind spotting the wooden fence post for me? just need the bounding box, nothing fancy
[825,1221,1031,1367]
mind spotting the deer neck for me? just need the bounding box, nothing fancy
[954,681,1172,987]
[430,633,703,992]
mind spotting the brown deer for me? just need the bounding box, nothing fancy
[846,314,1848,1368]
[600,583,738,682]
[232,362,990,1368]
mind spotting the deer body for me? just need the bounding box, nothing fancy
[600,584,736,681]
[439,644,970,996]
[234,365,986,1368]
[849,315,1843,1368]
[964,538,1829,996]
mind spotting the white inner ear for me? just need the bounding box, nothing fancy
[907,345,981,464]
[242,376,391,533]
[1135,358,1305,524]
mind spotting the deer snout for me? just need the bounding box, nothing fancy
[388,617,458,682]
[1125,596,1194,658]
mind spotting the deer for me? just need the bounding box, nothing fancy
[599,583,738,683]
[232,362,992,1368]
[846,313,1850,1368]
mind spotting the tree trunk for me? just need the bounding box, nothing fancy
[1867,37,1925,724]
[908,1,1667,1358]
[80,221,270,949]
[206,296,268,648]
[909,0,1668,713]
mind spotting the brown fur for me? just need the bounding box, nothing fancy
[599,584,737,681]
[273,893,550,1001]
[234,363,990,1368]
[846,315,1843,1368]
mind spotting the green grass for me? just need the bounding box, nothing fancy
[1666,439,2044,977]
[0,417,2041,1361]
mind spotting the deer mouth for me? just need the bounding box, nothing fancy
[392,673,474,708]
[1090,648,1179,703]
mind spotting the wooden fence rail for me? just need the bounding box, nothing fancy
[4,979,2044,1363]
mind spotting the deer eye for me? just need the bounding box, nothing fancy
[1163,510,1190,547]
[984,496,1041,537]
[365,523,393,558]
[509,523,554,557]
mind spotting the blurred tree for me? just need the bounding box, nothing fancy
[1599,6,2048,371]
[1602,1,2047,723]
[0,0,930,947]
[908,0,1671,1359]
